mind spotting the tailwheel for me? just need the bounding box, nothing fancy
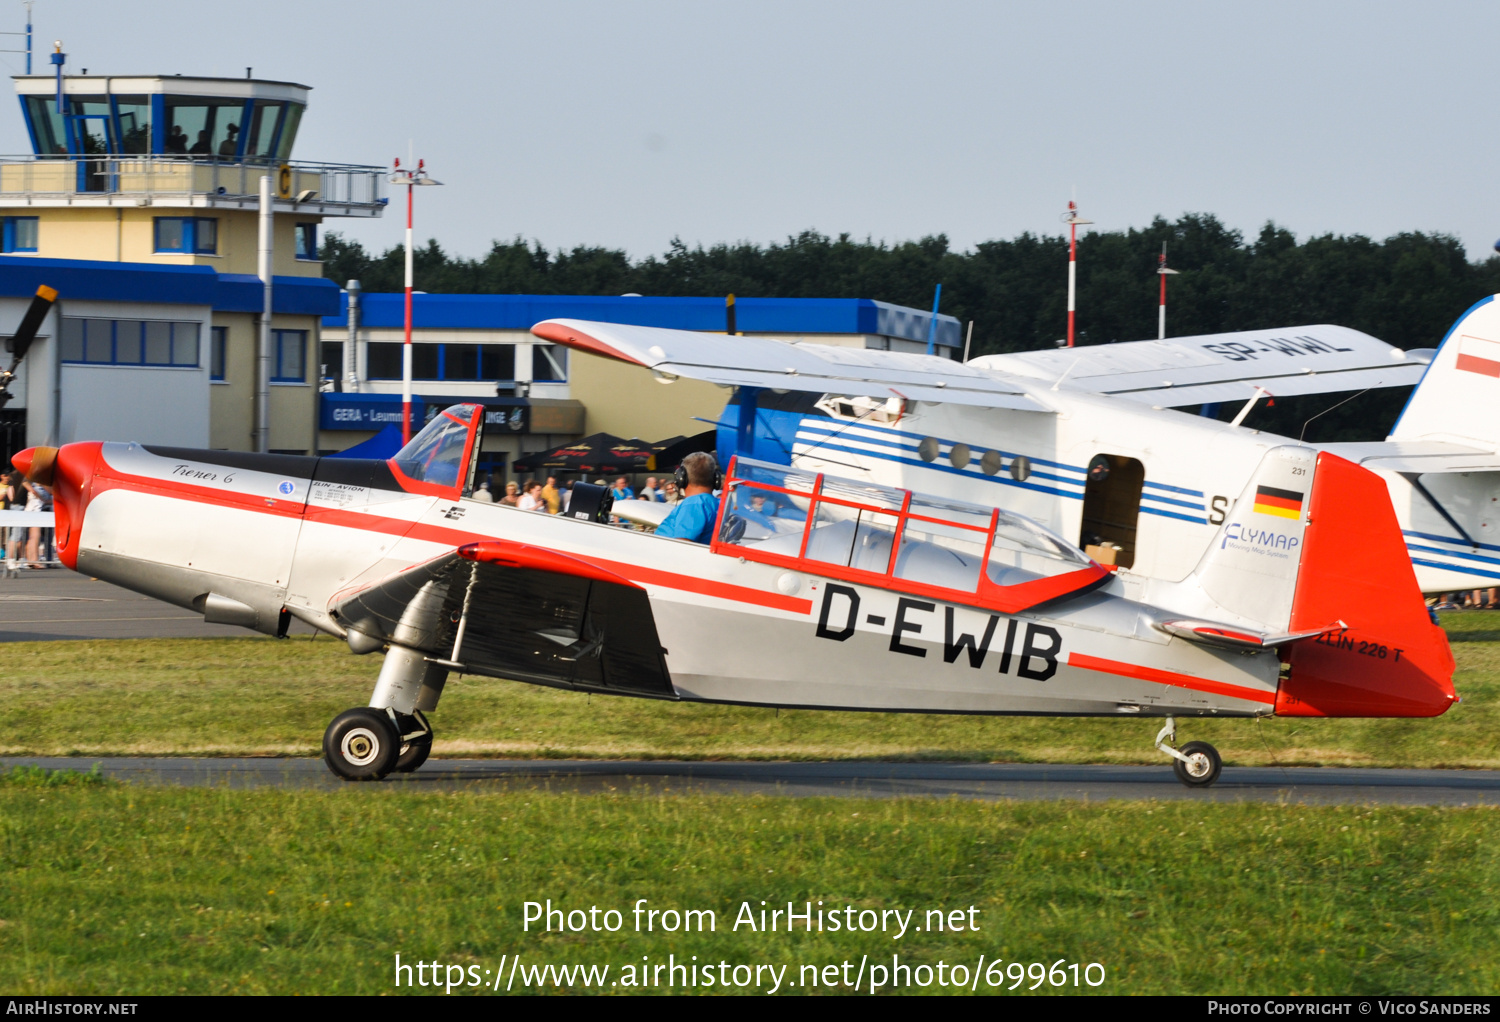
[394,710,434,773]
[323,707,400,781]
[1171,741,1222,788]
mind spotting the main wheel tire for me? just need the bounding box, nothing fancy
[323,707,400,781]
[395,733,433,773]
[391,711,432,773]
[1172,741,1222,787]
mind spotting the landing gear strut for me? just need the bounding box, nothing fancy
[323,640,450,781]
[1155,717,1222,787]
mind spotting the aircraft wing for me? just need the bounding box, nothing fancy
[531,319,1049,411]
[328,539,674,697]
[1321,440,1500,474]
[969,325,1430,406]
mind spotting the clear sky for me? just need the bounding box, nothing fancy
[4,0,1497,262]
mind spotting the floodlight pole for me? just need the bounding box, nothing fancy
[1157,242,1179,340]
[389,157,443,444]
[1062,200,1093,348]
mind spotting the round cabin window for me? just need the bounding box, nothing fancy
[949,442,971,469]
[917,437,940,462]
[980,450,1003,476]
[1009,454,1031,481]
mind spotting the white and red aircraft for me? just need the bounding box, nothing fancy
[534,302,1500,593]
[11,402,1455,784]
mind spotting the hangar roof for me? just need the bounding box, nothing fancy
[323,293,963,348]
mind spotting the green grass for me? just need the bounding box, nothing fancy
[1,785,1495,995]
[0,612,1495,768]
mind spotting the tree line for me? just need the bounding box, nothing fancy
[321,215,1500,440]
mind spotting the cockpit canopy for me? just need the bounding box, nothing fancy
[717,457,1105,614]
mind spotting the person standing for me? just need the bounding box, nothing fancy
[499,482,521,506]
[640,476,662,502]
[611,477,635,503]
[541,476,561,514]
[22,476,44,567]
[3,471,24,571]
[471,480,495,502]
[518,480,546,512]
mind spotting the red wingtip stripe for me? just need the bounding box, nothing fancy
[531,321,645,366]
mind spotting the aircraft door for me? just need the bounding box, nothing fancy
[1078,454,1144,569]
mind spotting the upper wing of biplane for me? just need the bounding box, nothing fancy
[530,319,1049,411]
[328,539,674,698]
[534,319,1428,410]
[969,325,1430,406]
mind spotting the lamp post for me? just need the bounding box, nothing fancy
[1157,242,1179,340]
[388,157,443,444]
[1061,199,1093,348]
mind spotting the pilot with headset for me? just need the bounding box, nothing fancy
[654,451,722,544]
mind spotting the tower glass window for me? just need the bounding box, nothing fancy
[163,98,246,158]
[23,97,66,155]
[114,96,152,154]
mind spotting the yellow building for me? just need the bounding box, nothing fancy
[0,72,384,455]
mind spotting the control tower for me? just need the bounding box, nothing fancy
[0,63,385,454]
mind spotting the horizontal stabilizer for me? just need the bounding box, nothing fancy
[1157,618,1344,651]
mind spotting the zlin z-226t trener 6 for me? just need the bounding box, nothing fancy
[12,399,1456,784]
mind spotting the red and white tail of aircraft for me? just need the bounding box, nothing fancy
[12,400,1454,784]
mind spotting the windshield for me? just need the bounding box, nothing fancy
[720,457,1093,593]
[391,405,480,490]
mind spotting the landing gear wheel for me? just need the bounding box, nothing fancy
[1172,741,1222,787]
[323,708,400,781]
[394,710,433,773]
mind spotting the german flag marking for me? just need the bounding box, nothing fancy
[1253,484,1303,520]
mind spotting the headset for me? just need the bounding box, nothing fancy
[674,452,723,493]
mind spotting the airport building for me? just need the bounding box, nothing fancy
[0,69,383,456]
[0,64,965,474]
[318,292,962,482]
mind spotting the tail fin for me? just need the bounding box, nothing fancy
[1277,451,1456,717]
[1389,295,1500,449]
[1174,445,1455,716]
[1192,444,1317,634]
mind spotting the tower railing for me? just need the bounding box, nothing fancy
[0,154,387,210]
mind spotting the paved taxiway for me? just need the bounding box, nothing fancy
[0,570,310,641]
[5,757,1497,804]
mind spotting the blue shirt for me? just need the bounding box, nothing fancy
[655,492,720,544]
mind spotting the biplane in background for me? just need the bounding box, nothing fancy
[534,302,1500,593]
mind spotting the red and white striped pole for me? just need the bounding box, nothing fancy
[388,157,443,445]
[401,161,414,443]
[1156,242,1179,340]
[1062,199,1093,347]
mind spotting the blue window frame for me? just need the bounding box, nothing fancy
[153,217,218,255]
[295,222,318,260]
[210,326,227,381]
[272,329,307,383]
[59,318,201,367]
[366,342,516,381]
[2,217,38,253]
